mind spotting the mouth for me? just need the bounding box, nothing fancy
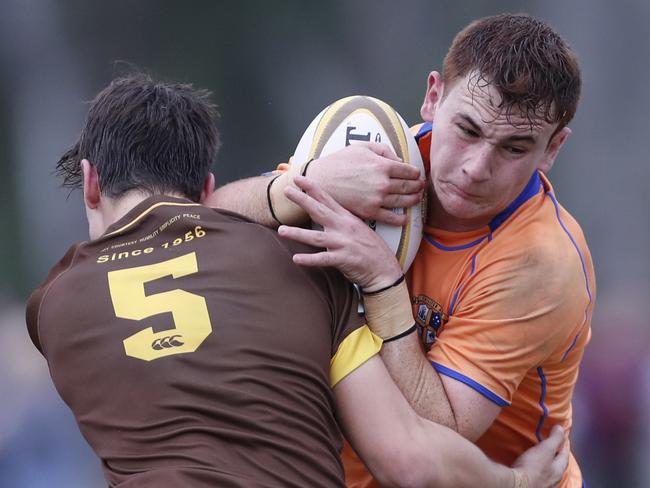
[444,181,482,199]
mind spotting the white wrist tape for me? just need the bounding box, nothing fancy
[362,280,414,341]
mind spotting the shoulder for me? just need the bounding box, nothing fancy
[207,207,353,299]
[209,206,322,263]
[498,187,591,278]
[469,193,592,321]
[26,242,83,354]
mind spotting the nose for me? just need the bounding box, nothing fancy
[461,143,492,182]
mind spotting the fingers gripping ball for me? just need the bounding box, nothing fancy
[291,96,426,272]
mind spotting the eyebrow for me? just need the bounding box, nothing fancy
[458,114,537,145]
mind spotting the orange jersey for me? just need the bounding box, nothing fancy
[343,123,594,488]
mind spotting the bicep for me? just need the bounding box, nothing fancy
[428,255,574,439]
[379,331,500,441]
[334,355,435,486]
[333,355,513,488]
[205,175,276,226]
[334,355,420,468]
[439,373,502,441]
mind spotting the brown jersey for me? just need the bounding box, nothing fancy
[26,195,381,488]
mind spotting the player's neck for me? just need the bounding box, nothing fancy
[92,190,186,238]
[425,183,488,232]
[104,191,151,225]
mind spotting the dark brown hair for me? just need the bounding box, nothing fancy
[442,13,581,132]
[56,72,220,201]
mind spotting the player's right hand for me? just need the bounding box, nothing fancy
[307,143,424,226]
[511,425,569,487]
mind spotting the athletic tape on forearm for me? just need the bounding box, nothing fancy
[362,280,414,340]
[267,160,313,225]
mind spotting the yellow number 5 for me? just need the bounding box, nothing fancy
[107,252,212,361]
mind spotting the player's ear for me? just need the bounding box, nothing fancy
[199,172,215,204]
[420,71,444,122]
[81,159,100,209]
[538,127,571,173]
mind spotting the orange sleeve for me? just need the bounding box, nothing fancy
[427,241,590,404]
[409,123,424,136]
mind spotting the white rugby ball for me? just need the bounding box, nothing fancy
[291,95,425,272]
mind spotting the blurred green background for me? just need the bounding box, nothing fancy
[0,1,648,486]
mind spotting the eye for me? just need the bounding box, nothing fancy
[457,124,478,137]
[504,146,527,155]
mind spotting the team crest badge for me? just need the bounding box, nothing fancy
[412,294,448,350]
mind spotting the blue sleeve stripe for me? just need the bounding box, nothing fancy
[448,255,478,315]
[470,253,477,274]
[448,286,462,316]
[432,361,510,407]
[546,191,593,305]
[535,366,549,441]
[546,191,594,362]
[561,330,583,362]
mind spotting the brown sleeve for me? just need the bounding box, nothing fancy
[322,269,382,387]
[26,243,80,355]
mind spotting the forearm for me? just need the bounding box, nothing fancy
[336,356,516,488]
[411,417,516,488]
[361,280,458,431]
[380,333,457,431]
[206,176,278,227]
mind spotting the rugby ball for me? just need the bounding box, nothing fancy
[291,95,425,272]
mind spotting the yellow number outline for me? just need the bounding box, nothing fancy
[107,252,212,361]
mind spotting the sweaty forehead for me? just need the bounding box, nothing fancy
[449,73,554,138]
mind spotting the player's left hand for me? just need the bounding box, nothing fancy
[511,425,569,488]
[277,175,402,292]
[306,142,424,226]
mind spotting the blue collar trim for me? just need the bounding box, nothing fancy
[424,234,488,251]
[488,171,542,232]
[415,122,432,141]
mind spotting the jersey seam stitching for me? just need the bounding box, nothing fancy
[35,245,82,356]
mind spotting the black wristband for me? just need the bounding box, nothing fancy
[383,323,417,343]
[361,274,405,296]
[266,174,283,225]
[301,158,315,177]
